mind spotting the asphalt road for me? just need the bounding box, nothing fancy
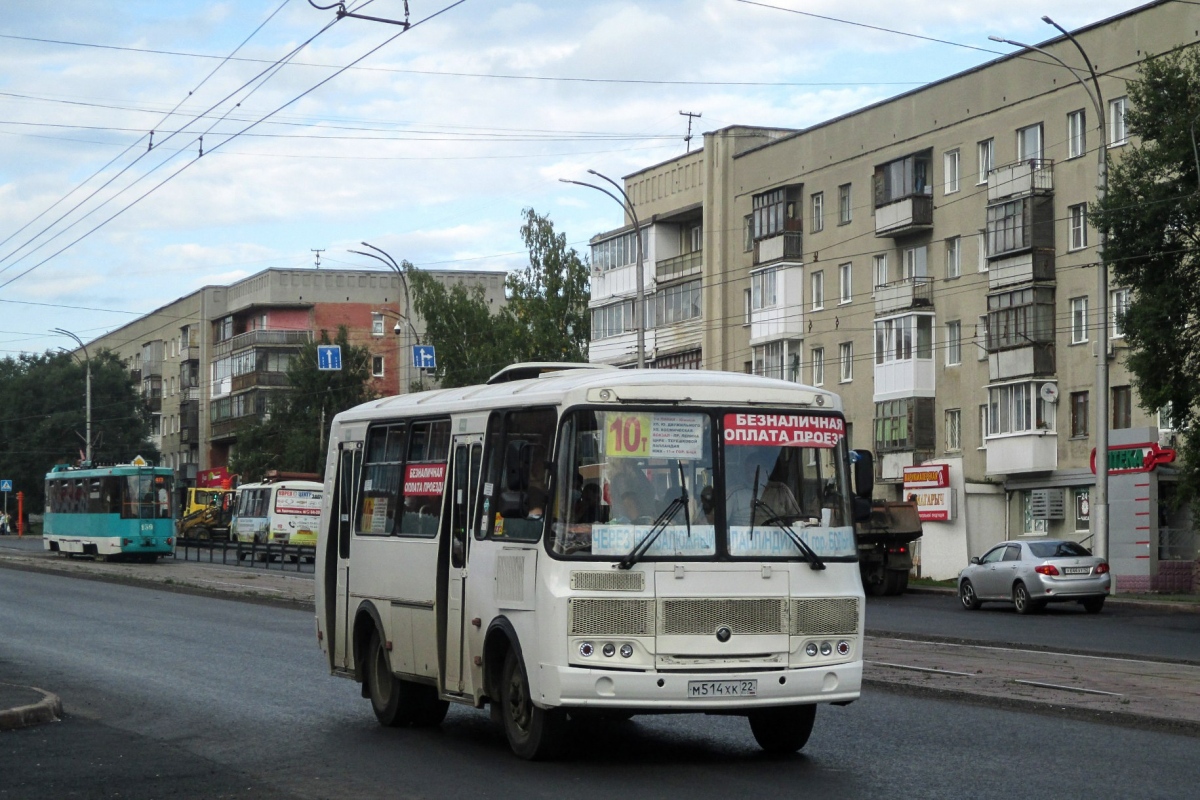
[3,568,1200,799]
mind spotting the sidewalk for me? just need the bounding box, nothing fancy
[1,546,1197,736]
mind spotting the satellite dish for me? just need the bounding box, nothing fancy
[1039,383,1059,404]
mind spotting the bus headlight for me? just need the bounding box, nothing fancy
[602,643,616,657]
[805,643,819,657]
[620,644,634,658]
[820,641,833,656]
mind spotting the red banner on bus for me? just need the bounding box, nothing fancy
[723,413,845,448]
[404,463,447,496]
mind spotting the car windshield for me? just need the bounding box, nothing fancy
[548,408,856,561]
[1028,541,1092,558]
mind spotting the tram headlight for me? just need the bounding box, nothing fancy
[620,644,634,659]
[602,643,616,658]
[820,641,833,656]
[805,642,819,657]
[579,642,594,658]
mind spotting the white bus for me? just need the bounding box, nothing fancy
[233,479,323,549]
[314,365,874,759]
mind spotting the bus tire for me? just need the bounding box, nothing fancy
[747,704,817,754]
[193,526,211,541]
[500,648,565,760]
[365,631,407,727]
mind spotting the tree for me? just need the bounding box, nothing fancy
[0,350,156,517]
[230,327,376,481]
[503,207,590,363]
[1090,48,1200,501]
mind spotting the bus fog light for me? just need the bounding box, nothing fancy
[820,641,833,656]
[602,643,616,657]
[579,642,594,658]
[805,642,819,657]
[837,640,850,656]
[620,644,633,658]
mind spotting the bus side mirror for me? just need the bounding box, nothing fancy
[497,490,529,519]
[852,449,874,501]
[852,496,872,523]
[505,440,532,492]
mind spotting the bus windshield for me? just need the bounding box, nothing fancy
[549,408,855,560]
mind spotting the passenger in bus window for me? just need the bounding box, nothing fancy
[726,446,802,525]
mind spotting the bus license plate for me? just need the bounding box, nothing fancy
[688,680,757,698]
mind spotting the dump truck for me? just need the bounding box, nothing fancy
[854,500,923,596]
[178,487,236,541]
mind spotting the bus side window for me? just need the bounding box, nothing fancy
[357,424,405,536]
[398,419,450,537]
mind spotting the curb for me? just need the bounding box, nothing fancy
[905,584,1200,613]
[0,685,63,731]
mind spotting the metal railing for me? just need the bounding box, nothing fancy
[174,536,314,573]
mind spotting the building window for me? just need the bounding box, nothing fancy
[812,347,824,386]
[946,320,961,366]
[1112,385,1132,429]
[752,188,786,240]
[1017,123,1043,162]
[1111,287,1130,339]
[1070,391,1089,438]
[811,270,825,310]
[1021,491,1049,536]
[946,408,962,452]
[591,227,646,272]
[751,268,778,310]
[838,183,852,225]
[1074,489,1090,532]
[591,300,632,340]
[372,355,384,377]
[945,236,960,279]
[874,152,930,208]
[838,262,852,304]
[1159,403,1175,431]
[839,341,853,382]
[371,312,385,337]
[875,315,933,364]
[943,149,960,194]
[753,341,786,380]
[979,404,989,447]
[986,286,1055,351]
[1067,109,1086,159]
[1109,96,1128,146]
[902,245,928,279]
[977,228,988,272]
[743,215,753,252]
[977,315,989,360]
[743,288,752,325]
[1069,203,1088,251]
[654,279,702,326]
[1071,297,1089,344]
[873,254,888,290]
[987,381,1055,435]
[873,397,935,452]
[811,192,824,233]
[977,138,994,184]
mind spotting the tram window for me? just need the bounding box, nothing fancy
[479,408,556,542]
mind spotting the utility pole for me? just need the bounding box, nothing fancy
[680,110,702,153]
[53,328,92,464]
[311,249,324,268]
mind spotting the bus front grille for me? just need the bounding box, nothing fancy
[569,598,656,636]
[790,598,859,635]
[570,571,645,592]
[660,598,787,636]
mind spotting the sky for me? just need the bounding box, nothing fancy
[0,0,1146,357]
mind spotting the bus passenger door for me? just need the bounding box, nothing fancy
[333,443,362,669]
[443,436,482,695]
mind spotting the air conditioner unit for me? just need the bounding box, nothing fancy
[1159,430,1177,449]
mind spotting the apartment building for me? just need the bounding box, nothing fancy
[86,267,505,498]
[585,0,1196,587]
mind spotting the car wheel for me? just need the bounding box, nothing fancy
[1012,581,1043,614]
[501,648,566,760]
[747,704,817,754]
[1081,596,1106,614]
[959,579,982,610]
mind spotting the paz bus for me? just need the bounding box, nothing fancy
[43,461,175,562]
[314,365,873,759]
[232,479,324,549]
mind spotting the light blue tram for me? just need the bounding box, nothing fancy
[43,463,176,562]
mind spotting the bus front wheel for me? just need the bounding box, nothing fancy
[500,648,565,760]
[747,704,817,754]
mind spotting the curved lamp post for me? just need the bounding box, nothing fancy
[559,170,646,369]
[53,328,92,463]
[348,243,419,394]
[990,19,1110,564]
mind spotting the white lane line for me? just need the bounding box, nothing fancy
[190,579,286,594]
[872,637,1195,668]
[1012,679,1123,697]
[867,661,975,677]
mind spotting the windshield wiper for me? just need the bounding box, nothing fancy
[754,497,826,571]
[618,463,691,570]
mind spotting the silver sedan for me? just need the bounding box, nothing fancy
[958,539,1111,614]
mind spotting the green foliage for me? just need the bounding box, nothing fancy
[1090,48,1200,502]
[0,349,156,516]
[229,326,376,481]
[405,207,591,388]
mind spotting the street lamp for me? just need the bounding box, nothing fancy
[559,170,646,369]
[53,328,91,464]
[348,243,419,395]
[989,19,1110,565]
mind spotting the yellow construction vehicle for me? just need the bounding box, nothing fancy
[178,487,236,541]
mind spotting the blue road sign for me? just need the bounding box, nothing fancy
[413,344,436,370]
[0,480,11,493]
[317,345,343,371]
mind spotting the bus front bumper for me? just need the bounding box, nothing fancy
[537,660,862,711]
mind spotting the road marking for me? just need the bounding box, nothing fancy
[191,578,286,594]
[867,661,975,677]
[1012,679,1123,697]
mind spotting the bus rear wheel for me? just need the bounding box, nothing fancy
[364,631,448,728]
[500,648,565,760]
[747,704,817,754]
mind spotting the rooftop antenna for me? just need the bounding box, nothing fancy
[680,110,702,152]
[311,248,324,268]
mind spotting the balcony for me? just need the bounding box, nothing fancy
[182,344,200,362]
[656,250,702,282]
[753,231,803,266]
[987,158,1053,201]
[986,194,1055,260]
[874,194,933,238]
[988,345,1055,381]
[213,329,311,359]
[231,371,291,393]
[986,432,1058,474]
[873,358,936,402]
[749,264,805,345]
[210,418,241,441]
[988,249,1055,290]
[875,277,933,315]
[589,328,658,367]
